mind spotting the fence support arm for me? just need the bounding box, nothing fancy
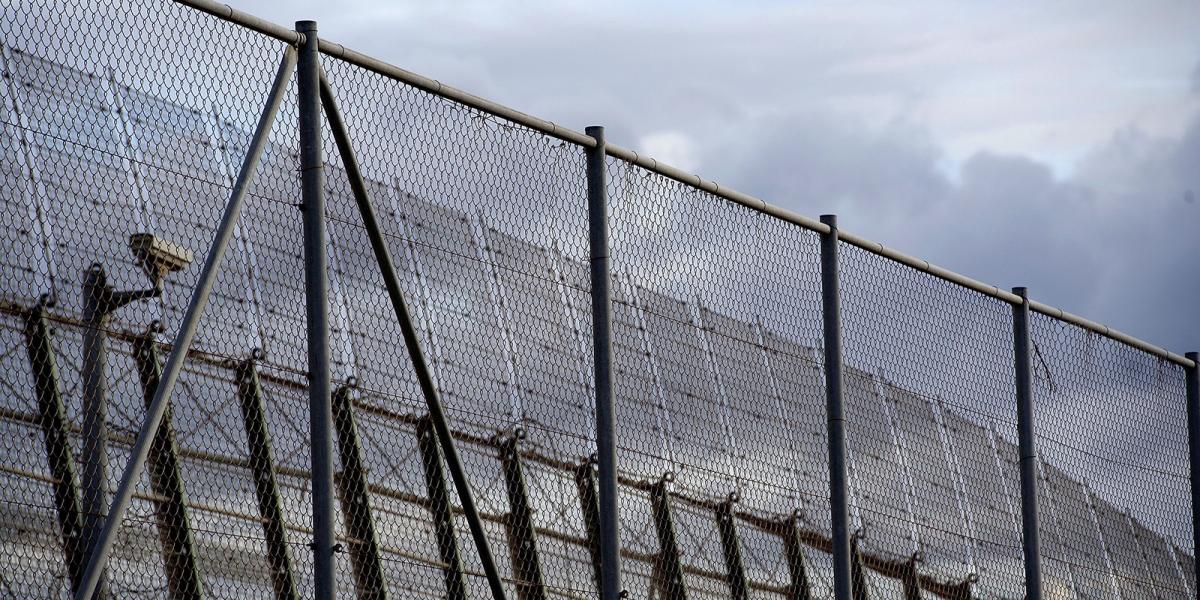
[331,385,389,599]
[317,67,509,600]
[1012,287,1042,600]
[25,302,87,593]
[780,516,813,600]
[500,435,548,600]
[820,214,853,600]
[649,480,688,600]
[234,357,300,600]
[716,498,749,600]
[131,333,205,599]
[575,460,604,591]
[72,45,296,600]
[416,417,469,600]
[850,535,869,600]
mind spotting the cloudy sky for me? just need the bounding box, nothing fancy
[240,0,1200,354]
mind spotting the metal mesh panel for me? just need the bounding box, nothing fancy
[0,0,310,597]
[0,1,1193,598]
[1031,313,1192,598]
[838,241,1023,596]
[606,156,832,598]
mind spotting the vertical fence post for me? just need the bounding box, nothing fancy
[819,214,853,600]
[296,20,336,600]
[1011,287,1041,599]
[1186,352,1199,574]
[79,266,112,600]
[586,125,622,600]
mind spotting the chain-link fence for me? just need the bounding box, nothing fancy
[0,1,1195,599]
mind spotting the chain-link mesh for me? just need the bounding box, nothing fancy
[0,1,1194,599]
[837,241,1024,598]
[1030,314,1192,599]
[606,158,835,598]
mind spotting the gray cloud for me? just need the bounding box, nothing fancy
[230,0,1200,353]
[697,108,1199,353]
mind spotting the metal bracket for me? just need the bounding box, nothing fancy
[131,333,205,598]
[649,480,688,600]
[331,385,389,599]
[234,357,300,600]
[416,416,468,600]
[24,304,86,593]
[499,433,547,600]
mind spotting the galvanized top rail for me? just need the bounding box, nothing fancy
[174,0,1195,369]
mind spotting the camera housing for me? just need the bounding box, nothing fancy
[129,233,194,288]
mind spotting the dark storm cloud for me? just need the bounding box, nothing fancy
[694,109,1199,354]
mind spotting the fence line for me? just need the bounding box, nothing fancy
[0,1,1194,599]
[0,304,983,597]
[169,0,1193,370]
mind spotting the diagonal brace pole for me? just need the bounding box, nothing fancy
[73,46,298,600]
[317,68,510,600]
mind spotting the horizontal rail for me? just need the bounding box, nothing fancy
[836,231,1193,367]
[174,0,302,45]
[0,308,976,598]
[0,401,961,598]
[168,0,1191,370]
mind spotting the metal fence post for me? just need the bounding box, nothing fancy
[317,68,509,600]
[1012,287,1042,599]
[586,124,622,600]
[1186,351,1199,575]
[80,266,112,600]
[296,20,336,600]
[819,214,853,600]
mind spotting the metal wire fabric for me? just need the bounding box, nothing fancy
[0,0,1194,599]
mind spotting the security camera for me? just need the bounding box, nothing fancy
[129,233,194,289]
